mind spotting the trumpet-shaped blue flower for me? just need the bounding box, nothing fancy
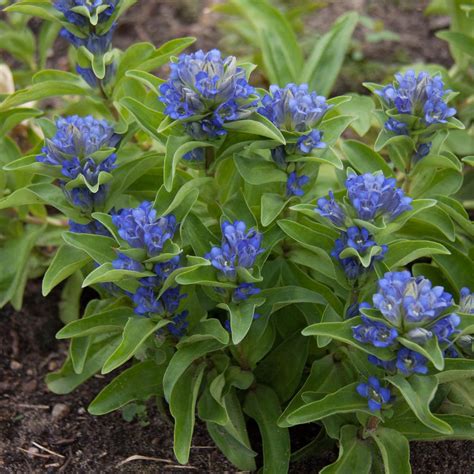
[112,202,177,257]
[331,226,387,280]
[357,376,391,412]
[296,129,326,154]
[432,314,461,344]
[112,253,144,272]
[168,311,189,338]
[384,117,408,135]
[396,348,428,375]
[258,84,330,132]
[206,221,263,279]
[352,316,398,348]
[159,50,256,139]
[286,172,309,197]
[459,287,474,314]
[233,283,260,302]
[38,115,119,166]
[345,173,413,222]
[60,26,116,55]
[315,191,346,226]
[376,70,456,125]
[372,271,454,326]
[414,142,432,161]
[133,285,185,317]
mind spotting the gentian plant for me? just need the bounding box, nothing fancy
[0,1,473,473]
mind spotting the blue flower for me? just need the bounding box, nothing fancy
[372,271,454,326]
[431,314,460,344]
[153,256,181,285]
[345,301,371,319]
[233,283,260,302]
[168,310,189,338]
[69,219,109,236]
[111,202,177,257]
[396,348,428,375]
[64,184,107,211]
[76,62,116,88]
[159,50,256,139]
[286,172,310,197]
[315,191,346,226]
[384,118,408,135]
[459,287,474,314]
[183,147,205,162]
[38,115,119,167]
[352,316,398,348]
[296,129,326,154]
[132,285,185,317]
[376,70,456,125]
[258,83,330,132]
[368,355,397,372]
[206,221,263,280]
[414,142,432,161]
[345,173,413,222]
[331,226,387,280]
[356,376,391,412]
[54,0,117,26]
[112,253,144,272]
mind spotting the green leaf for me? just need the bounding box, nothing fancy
[302,12,359,96]
[386,374,453,434]
[164,135,217,191]
[224,115,285,143]
[384,240,450,269]
[261,193,288,227]
[62,232,117,264]
[320,425,372,474]
[221,299,264,345]
[175,266,236,288]
[433,244,474,290]
[101,318,170,374]
[337,94,375,137]
[436,31,474,59]
[163,339,227,402]
[370,427,411,474]
[46,336,120,394]
[170,362,206,464]
[285,383,373,426]
[436,358,474,384]
[342,139,393,177]
[244,385,290,474]
[89,360,166,415]
[56,307,134,339]
[319,115,355,146]
[302,317,394,361]
[230,0,303,85]
[119,96,164,142]
[82,262,154,288]
[234,152,287,185]
[255,331,309,402]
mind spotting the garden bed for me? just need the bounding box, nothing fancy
[1,282,472,473]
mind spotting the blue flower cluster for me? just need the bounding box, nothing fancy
[69,219,110,236]
[316,173,412,226]
[345,173,413,222]
[259,84,330,134]
[352,271,461,375]
[331,226,387,280]
[54,0,117,86]
[159,50,256,140]
[37,115,119,213]
[110,204,186,332]
[377,70,456,125]
[112,201,177,257]
[376,71,457,163]
[460,287,474,314]
[356,376,391,412]
[286,172,309,197]
[206,221,263,281]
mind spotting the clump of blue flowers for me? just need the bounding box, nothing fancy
[315,172,412,279]
[357,376,391,412]
[259,84,330,197]
[331,226,387,280]
[352,271,462,375]
[53,0,118,87]
[109,202,186,334]
[160,49,257,140]
[375,70,457,163]
[37,115,119,214]
[206,220,263,301]
[316,172,413,226]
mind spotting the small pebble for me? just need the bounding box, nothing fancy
[10,360,22,370]
[48,361,58,371]
[77,407,86,415]
[52,403,70,421]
